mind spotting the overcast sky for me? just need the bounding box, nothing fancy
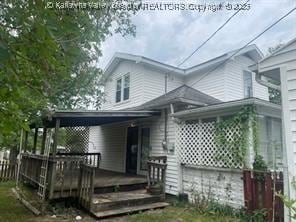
[98,0,296,69]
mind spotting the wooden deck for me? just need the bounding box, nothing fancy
[20,153,169,218]
[53,169,147,198]
[55,169,147,189]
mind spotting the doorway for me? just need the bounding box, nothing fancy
[126,127,138,174]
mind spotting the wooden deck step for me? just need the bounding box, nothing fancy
[92,202,169,218]
[91,189,164,212]
[93,182,147,194]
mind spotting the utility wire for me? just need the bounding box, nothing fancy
[177,0,250,68]
[189,6,296,87]
[163,0,250,83]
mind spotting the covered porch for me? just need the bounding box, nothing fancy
[18,110,169,218]
[20,153,148,199]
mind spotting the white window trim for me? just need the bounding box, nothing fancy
[115,73,130,104]
[123,73,130,101]
[243,70,253,98]
[115,77,122,103]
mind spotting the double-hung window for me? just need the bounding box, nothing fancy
[123,74,130,100]
[243,70,253,98]
[115,73,130,103]
[116,78,122,103]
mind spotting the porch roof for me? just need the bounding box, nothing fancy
[37,110,161,128]
[171,98,281,119]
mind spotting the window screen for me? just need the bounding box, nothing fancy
[116,78,122,103]
[123,74,130,100]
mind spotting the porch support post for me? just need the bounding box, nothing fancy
[246,114,255,169]
[49,119,60,199]
[52,119,60,157]
[40,127,47,155]
[33,127,38,154]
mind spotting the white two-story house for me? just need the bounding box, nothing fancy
[88,44,282,208]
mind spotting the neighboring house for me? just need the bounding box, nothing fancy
[250,37,296,221]
[88,44,282,208]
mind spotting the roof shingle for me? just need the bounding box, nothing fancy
[131,85,221,110]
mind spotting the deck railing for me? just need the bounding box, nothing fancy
[20,152,100,199]
[0,160,16,182]
[147,156,167,195]
[77,163,95,210]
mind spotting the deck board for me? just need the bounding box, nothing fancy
[93,202,169,218]
[92,189,151,204]
[54,169,147,191]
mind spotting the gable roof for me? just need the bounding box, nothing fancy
[184,44,263,75]
[104,44,263,78]
[130,85,221,110]
[258,36,296,63]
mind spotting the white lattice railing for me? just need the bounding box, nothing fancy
[177,121,243,169]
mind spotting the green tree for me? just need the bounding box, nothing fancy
[0,0,138,147]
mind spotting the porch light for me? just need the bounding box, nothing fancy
[130,122,137,127]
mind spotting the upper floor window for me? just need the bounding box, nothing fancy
[243,70,253,98]
[116,78,122,103]
[123,74,130,100]
[115,73,130,103]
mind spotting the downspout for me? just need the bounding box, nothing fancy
[163,108,168,149]
[163,74,168,149]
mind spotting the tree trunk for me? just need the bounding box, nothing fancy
[9,146,18,164]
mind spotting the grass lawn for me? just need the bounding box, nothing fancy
[128,206,240,222]
[0,181,33,222]
[0,181,242,222]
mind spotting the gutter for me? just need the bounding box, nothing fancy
[255,73,281,91]
[171,98,281,118]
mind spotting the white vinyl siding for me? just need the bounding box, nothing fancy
[88,109,180,195]
[102,61,183,110]
[102,61,144,110]
[142,68,184,102]
[88,123,128,173]
[137,109,180,195]
[225,55,269,101]
[185,65,226,101]
[256,40,296,218]
[282,50,296,219]
[103,54,267,109]
[280,65,296,210]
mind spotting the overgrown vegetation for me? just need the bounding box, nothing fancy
[0,181,258,222]
[277,178,296,220]
[187,179,267,222]
[0,0,139,150]
[252,154,269,182]
[214,105,259,168]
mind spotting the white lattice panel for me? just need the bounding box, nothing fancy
[177,121,243,169]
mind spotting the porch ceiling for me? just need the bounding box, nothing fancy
[35,110,161,128]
